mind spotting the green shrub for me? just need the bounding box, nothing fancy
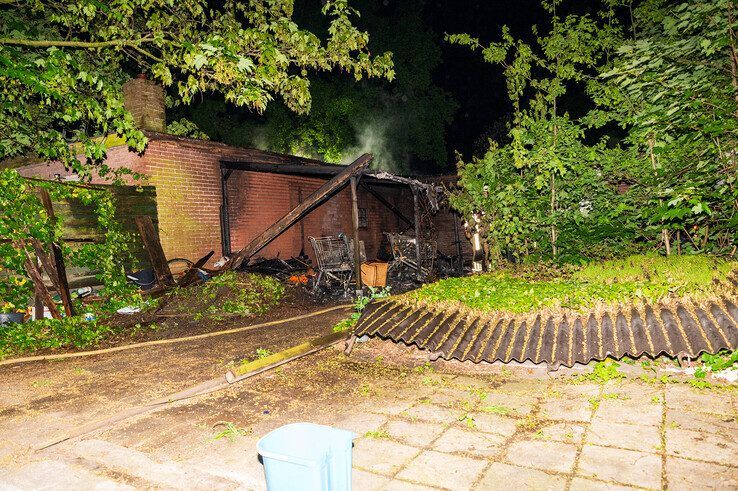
[0,317,111,359]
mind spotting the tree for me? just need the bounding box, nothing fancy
[169,0,456,172]
[589,0,738,254]
[449,0,738,263]
[0,0,394,177]
[447,0,624,262]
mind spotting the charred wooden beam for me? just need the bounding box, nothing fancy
[412,189,423,282]
[225,154,374,270]
[135,216,174,286]
[29,238,60,294]
[176,250,214,288]
[15,240,61,319]
[350,175,363,295]
[221,161,346,177]
[38,188,75,317]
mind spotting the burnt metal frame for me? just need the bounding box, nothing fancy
[385,232,437,280]
[308,234,366,294]
[218,156,439,291]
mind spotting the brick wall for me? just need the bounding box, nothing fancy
[226,172,405,264]
[18,134,411,267]
[122,77,166,133]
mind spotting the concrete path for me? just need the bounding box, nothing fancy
[0,337,736,490]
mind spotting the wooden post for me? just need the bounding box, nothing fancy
[350,175,363,296]
[30,238,60,293]
[34,256,44,320]
[219,168,233,257]
[412,188,423,282]
[453,214,463,275]
[297,187,306,256]
[38,188,75,317]
[135,216,174,286]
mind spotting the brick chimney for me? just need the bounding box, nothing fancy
[122,74,166,133]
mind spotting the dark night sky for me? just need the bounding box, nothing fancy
[417,0,608,171]
[424,0,546,162]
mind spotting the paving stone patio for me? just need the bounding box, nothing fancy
[0,343,736,490]
[341,374,737,490]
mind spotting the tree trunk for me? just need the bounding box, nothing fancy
[649,138,670,256]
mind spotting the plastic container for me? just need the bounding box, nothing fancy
[0,313,24,325]
[257,422,356,491]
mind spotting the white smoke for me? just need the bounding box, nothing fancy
[250,126,270,151]
[341,119,404,173]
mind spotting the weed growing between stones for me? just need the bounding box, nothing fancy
[211,421,251,442]
[574,360,626,384]
[363,429,389,439]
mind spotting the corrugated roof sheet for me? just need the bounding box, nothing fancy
[353,289,738,368]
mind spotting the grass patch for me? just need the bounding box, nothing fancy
[406,254,735,314]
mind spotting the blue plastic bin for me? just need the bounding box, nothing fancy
[257,422,356,491]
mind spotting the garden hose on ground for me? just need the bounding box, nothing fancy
[0,304,351,367]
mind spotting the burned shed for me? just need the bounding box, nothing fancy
[9,77,470,278]
[221,154,452,290]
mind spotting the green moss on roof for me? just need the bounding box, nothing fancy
[0,134,130,170]
[407,254,737,315]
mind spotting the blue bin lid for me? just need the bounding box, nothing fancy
[257,423,356,468]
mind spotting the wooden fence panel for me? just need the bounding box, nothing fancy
[51,184,158,286]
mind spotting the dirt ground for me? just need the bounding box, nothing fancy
[98,283,338,348]
[0,310,736,490]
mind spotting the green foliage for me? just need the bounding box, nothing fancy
[0,0,394,176]
[0,170,141,315]
[332,286,391,332]
[211,421,251,442]
[589,0,738,254]
[166,118,210,140]
[255,348,273,359]
[687,378,713,390]
[363,429,389,439]
[700,350,738,373]
[448,0,738,261]
[448,1,621,262]
[580,360,626,385]
[408,254,735,314]
[0,315,154,359]
[171,0,455,171]
[458,413,476,429]
[186,271,284,318]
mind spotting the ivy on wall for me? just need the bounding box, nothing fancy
[0,168,139,314]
